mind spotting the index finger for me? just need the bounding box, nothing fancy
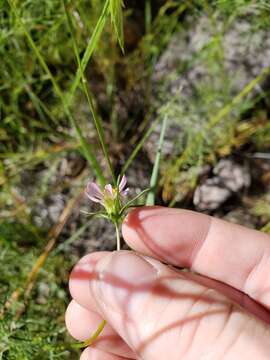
[122,206,270,310]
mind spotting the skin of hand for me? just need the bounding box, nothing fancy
[65,206,270,360]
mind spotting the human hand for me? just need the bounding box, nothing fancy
[65,206,270,359]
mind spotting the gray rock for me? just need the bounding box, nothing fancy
[213,159,251,192]
[193,177,231,211]
[193,159,251,211]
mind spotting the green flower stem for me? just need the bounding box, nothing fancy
[115,222,121,251]
[75,319,107,349]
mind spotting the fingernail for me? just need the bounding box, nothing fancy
[92,251,158,314]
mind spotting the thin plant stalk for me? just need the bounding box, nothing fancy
[145,0,152,34]
[76,320,107,348]
[115,222,121,251]
[63,0,116,184]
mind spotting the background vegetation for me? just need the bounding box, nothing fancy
[1,0,270,358]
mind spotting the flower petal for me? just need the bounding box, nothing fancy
[85,192,103,203]
[119,175,127,192]
[121,187,129,196]
[85,182,103,203]
[104,184,114,197]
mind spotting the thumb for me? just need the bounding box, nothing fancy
[90,251,270,360]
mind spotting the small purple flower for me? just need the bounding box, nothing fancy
[85,175,129,212]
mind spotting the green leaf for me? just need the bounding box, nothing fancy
[110,0,125,52]
[69,0,110,96]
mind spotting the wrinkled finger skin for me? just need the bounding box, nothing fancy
[68,251,270,359]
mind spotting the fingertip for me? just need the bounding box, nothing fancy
[80,347,91,360]
[122,206,210,267]
[69,252,109,311]
[122,206,163,254]
[65,300,98,341]
[65,298,135,358]
[122,206,163,229]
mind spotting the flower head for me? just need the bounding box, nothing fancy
[85,175,129,216]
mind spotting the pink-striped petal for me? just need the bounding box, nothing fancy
[119,175,127,192]
[85,192,103,203]
[85,182,103,203]
[86,182,103,196]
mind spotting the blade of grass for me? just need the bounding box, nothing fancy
[69,0,110,96]
[63,0,116,184]
[145,0,152,34]
[109,0,125,52]
[120,117,160,176]
[146,115,167,205]
[8,0,105,186]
